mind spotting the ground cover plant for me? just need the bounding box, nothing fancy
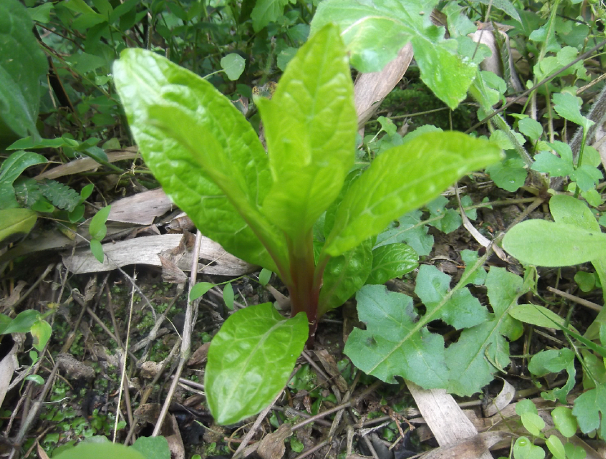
[1,0,606,458]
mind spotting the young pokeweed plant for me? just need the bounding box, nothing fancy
[113,24,502,425]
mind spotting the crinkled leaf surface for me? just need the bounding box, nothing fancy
[257,25,356,244]
[503,220,606,267]
[445,267,527,396]
[366,243,418,285]
[415,265,488,330]
[324,132,501,257]
[113,49,283,273]
[0,0,47,138]
[205,303,307,425]
[0,208,37,244]
[344,285,449,388]
[310,0,477,108]
[318,239,372,316]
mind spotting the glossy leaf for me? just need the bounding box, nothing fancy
[310,0,477,108]
[257,25,356,244]
[415,265,488,330]
[324,132,501,257]
[344,285,449,388]
[0,208,37,244]
[113,49,284,273]
[503,220,606,266]
[366,243,418,285]
[445,267,527,396]
[0,0,47,138]
[318,239,372,315]
[205,303,308,425]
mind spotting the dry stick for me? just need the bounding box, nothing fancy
[465,38,606,135]
[547,286,603,312]
[124,338,181,445]
[113,278,137,442]
[151,230,203,437]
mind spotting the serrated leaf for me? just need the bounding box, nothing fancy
[375,210,434,256]
[415,265,488,330]
[324,132,502,257]
[38,179,80,212]
[0,208,37,244]
[344,285,449,388]
[503,220,606,266]
[445,267,527,396]
[528,348,575,403]
[553,92,595,131]
[531,151,574,177]
[366,243,418,285]
[0,0,47,138]
[221,53,245,80]
[113,48,284,273]
[205,303,308,425]
[572,385,606,437]
[318,239,372,315]
[257,25,356,244]
[251,0,295,31]
[311,0,477,108]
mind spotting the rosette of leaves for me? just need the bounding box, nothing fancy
[114,24,501,425]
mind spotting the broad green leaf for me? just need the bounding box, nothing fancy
[54,442,146,459]
[474,0,521,22]
[258,268,272,286]
[521,412,545,436]
[318,239,372,316]
[344,285,449,388]
[205,303,308,425]
[90,239,104,263]
[551,406,578,438]
[553,92,595,132]
[221,53,245,80]
[190,282,214,301]
[461,250,486,286]
[528,348,575,404]
[546,436,566,459]
[89,205,111,241]
[0,208,37,244]
[0,0,47,138]
[251,0,295,31]
[516,399,538,415]
[486,155,527,192]
[518,118,543,142]
[531,151,574,177]
[445,267,527,396]
[0,309,39,334]
[28,3,54,23]
[30,319,52,352]
[310,0,477,108]
[572,385,606,437]
[0,151,47,185]
[113,49,285,273]
[415,265,488,330]
[131,436,171,459]
[513,437,545,459]
[503,220,606,267]
[324,132,501,257]
[366,243,418,285]
[426,196,462,234]
[570,164,603,191]
[258,25,356,244]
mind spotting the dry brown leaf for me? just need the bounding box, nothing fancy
[108,188,174,225]
[257,424,292,459]
[187,342,210,366]
[315,349,348,393]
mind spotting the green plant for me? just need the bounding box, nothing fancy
[113,23,500,425]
